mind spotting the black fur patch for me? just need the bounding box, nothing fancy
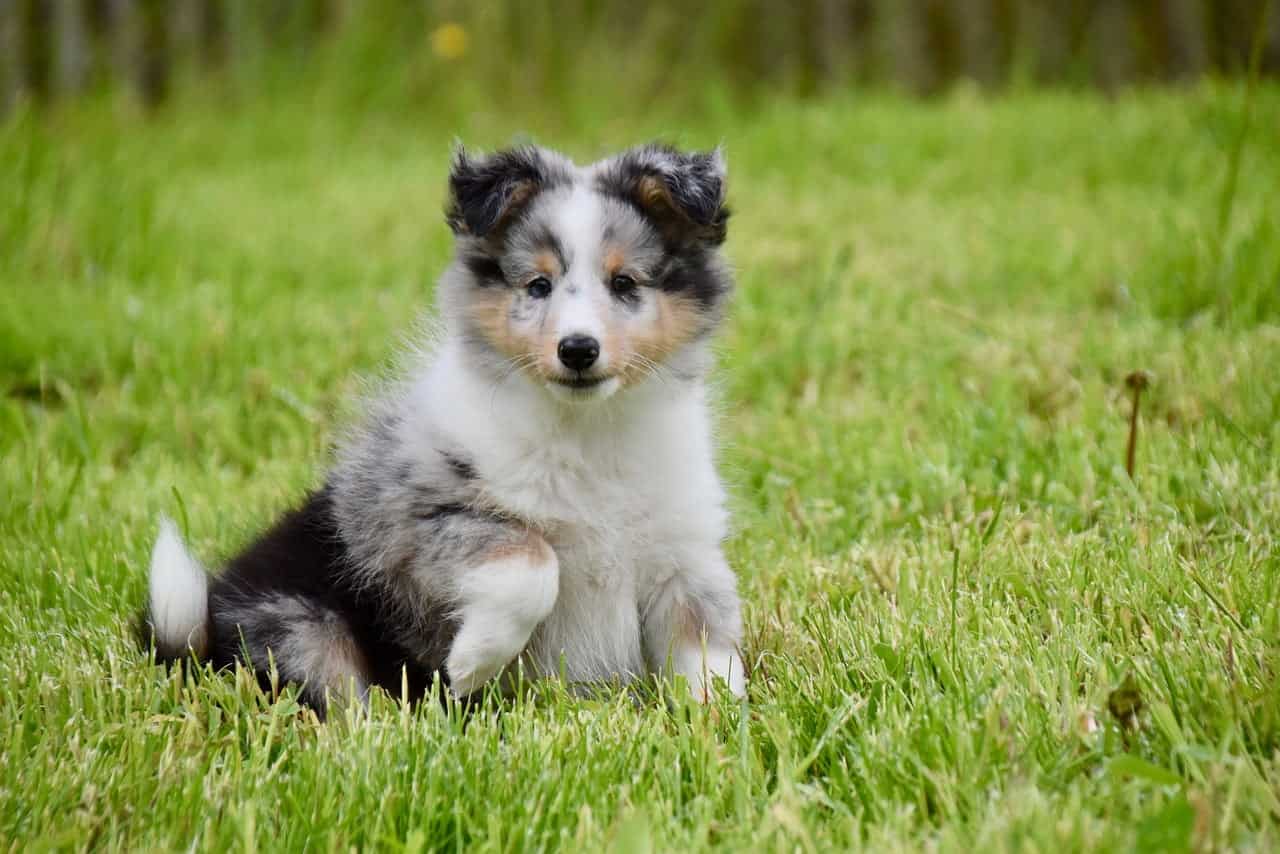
[441,451,478,481]
[596,143,730,247]
[446,146,570,238]
[463,254,507,287]
[150,489,446,710]
[654,248,731,311]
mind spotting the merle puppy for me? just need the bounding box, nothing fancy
[144,143,746,713]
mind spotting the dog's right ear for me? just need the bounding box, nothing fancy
[446,146,560,238]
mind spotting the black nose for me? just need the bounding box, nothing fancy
[557,335,600,372]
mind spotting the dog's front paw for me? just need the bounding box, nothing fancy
[674,644,746,703]
[444,540,559,699]
[445,631,525,698]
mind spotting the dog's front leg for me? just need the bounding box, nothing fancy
[373,511,561,699]
[439,528,560,698]
[643,544,745,702]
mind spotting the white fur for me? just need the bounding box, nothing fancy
[546,375,621,403]
[548,186,612,372]
[403,338,739,697]
[446,549,560,697]
[148,517,209,656]
[674,644,746,701]
[552,184,606,275]
[552,286,609,358]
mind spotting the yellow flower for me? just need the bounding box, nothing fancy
[430,23,469,61]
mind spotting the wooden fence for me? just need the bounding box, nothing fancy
[2,1,1277,112]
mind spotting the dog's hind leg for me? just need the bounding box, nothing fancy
[214,593,370,715]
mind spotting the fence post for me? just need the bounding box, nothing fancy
[1,0,18,113]
[814,0,853,85]
[136,0,166,104]
[1092,0,1138,90]
[12,0,52,100]
[882,0,937,92]
[955,0,1006,87]
[1272,0,1280,71]
[195,0,226,67]
[106,0,167,105]
[1158,0,1209,80]
[107,0,135,93]
[54,0,90,93]
[170,0,225,71]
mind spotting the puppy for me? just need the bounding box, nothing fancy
[143,143,745,714]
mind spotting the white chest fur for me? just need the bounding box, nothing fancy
[411,342,728,683]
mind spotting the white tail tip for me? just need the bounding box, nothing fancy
[148,517,209,658]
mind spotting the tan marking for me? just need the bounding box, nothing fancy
[675,603,708,643]
[636,175,674,213]
[467,289,518,359]
[316,627,370,702]
[467,287,564,382]
[467,288,541,364]
[617,291,703,387]
[498,181,539,228]
[603,246,626,277]
[533,251,560,278]
[482,528,555,566]
[600,308,625,378]
[465,270,702,390]
[634,174,713,240]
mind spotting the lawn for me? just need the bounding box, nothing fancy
[2,81,1279,851]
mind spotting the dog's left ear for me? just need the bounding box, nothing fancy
[601,144,729,246]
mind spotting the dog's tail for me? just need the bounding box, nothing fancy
[144,517,211,664]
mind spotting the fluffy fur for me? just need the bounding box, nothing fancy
[142,142,745,714]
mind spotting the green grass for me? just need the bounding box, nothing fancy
[2,81,1279,851]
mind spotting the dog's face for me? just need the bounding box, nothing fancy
[441,144,732,402]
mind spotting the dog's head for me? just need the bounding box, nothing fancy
[439,143,732,402]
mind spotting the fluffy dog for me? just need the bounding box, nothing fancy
[144,143,745,714]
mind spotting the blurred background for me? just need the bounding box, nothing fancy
[2,1,1277,114]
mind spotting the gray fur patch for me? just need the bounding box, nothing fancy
[329,401,540,666]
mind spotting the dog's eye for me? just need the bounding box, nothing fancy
[610,274,637,294]
[526,277,552,299]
